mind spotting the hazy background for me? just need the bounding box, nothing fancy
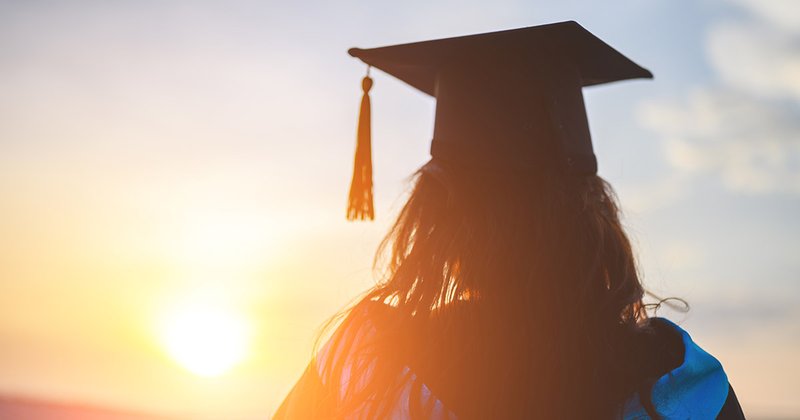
[1,0,798,418]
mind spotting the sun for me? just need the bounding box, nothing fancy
[161,305,250,377]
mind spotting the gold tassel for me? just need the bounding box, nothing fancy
[347,68,375,221]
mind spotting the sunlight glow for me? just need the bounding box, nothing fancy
[171,206,276,274]
[162,305,250,377]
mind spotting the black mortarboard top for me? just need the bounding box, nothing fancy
[346,21,652,221]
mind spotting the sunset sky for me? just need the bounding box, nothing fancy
[1,0,799,418]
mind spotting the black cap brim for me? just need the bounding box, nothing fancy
[348,21,652,97]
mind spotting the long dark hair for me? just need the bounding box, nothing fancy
[319,160,665,419]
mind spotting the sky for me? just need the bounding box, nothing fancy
[0,0,798,418]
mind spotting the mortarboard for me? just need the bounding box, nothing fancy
[346,21,652,221]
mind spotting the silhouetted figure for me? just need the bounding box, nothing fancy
[276,21,745,419]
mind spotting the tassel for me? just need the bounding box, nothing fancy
[347,68,375,221]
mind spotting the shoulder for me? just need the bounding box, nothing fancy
[275,302,397,419]
[315,301,388,373]
[313,302,457,418]
[314,301,408,393]
[622,318,741,419]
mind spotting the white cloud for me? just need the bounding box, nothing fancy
[640,88,800,194]
[707,20,800,100]
[638,1,800,196]
[661,240,706,270]
[727,0,800,33]
[617,175,688,214]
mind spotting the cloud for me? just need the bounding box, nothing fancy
[707,20,800,100]
[726,0,800,33]
[638,1,800,196]
[640,88,800,194]
[616,175,688,214]
[660,240,706,270]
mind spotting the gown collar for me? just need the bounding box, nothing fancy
[622,318,729,419]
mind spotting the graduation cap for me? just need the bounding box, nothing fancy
[346,21,652,221]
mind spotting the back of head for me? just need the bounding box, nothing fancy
[323,164,654,419]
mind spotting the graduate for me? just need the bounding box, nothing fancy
[275,21,746,419]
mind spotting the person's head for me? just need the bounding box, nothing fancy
[322,161,657,419]
[377,160,644,323]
